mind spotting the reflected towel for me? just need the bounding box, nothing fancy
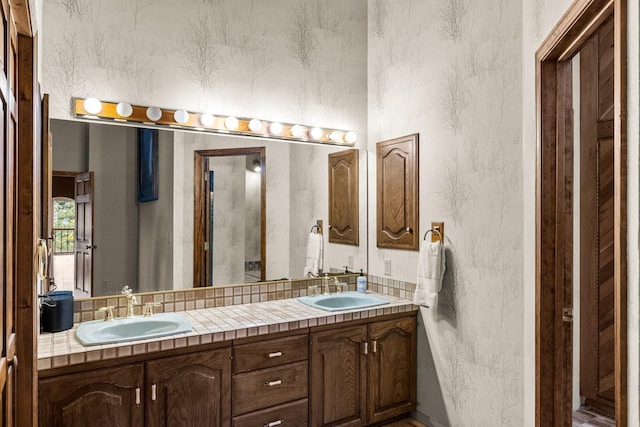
[414,240,446,308]
[303,232,323,277]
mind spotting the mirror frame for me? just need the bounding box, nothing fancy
[194,147,266,287]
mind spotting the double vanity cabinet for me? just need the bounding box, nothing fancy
[38,311,416,427]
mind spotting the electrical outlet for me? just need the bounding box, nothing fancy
[384,260,391,275]
[347,255,354,269]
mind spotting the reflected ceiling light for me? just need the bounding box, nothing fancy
[309,127,323,139]
[344,131,357,143]
[248,118,262,132]
[146,106,162,121]
[269,122,283,135]
[327,131,341,141]
[200,113,214,126]
[115,102,133,118]
[290,125,303,137]
[83,98,102,115]
[252,159,262,173]
[225,116,239,130]
[174,109,189,124]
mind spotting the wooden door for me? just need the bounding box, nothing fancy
[579,15,616,415]
[367,316,416,424]
[74,172,93,295]
[38,364,144,427]
[145,348,231,427]
[376,134,419,250]
[309,325,367,427]
[328,149,359,245]
[1,1,18,425]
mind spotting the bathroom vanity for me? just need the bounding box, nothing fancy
[37,293,417,426]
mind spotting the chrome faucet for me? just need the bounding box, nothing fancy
[333,277,345,293]
[121,285,138,318]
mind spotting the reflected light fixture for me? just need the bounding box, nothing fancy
[252,159,262,173]
[174,109,189,124]
[269,122,283,135]
[115,102,133,118]
[84,98,102,115]
[290,125,303,137]
[344,131,357,143]
[248,118,262,132]
[200,113,214,126]
[225,116,239,130]
[146,106,162,121]
[309,127,323,139]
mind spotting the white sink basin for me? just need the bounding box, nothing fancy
[298,291,390,312]
[75,313,192,346]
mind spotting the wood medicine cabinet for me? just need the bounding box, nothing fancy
[328,149,359,245]
[376,134,419,250]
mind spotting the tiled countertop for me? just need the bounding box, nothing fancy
[38,292,417,372]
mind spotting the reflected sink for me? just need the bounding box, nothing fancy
[298,291,390,312]
[75,313,192,346]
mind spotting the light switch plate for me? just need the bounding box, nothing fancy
[384,260,391,275]
[347,255,354,269]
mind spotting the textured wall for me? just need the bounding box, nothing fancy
[367,0,523,425]
[42,0,367,145]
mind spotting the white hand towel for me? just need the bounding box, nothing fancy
[414,240,446,308]
[303,232,323,277]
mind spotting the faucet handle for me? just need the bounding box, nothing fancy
[98,305,115,322]
[121,285,132,296]
[333,277,345,293]
[143,302,162,317]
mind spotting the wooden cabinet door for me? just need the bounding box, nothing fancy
[310,325,367,427]
[367,316,416,424]
[376,134,419,250]
[328,149,359,245]
[38,364,144,427]
[146,348,231,427]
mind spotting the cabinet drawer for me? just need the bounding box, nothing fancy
[234,334,308,373]
[232,361,308,415]
[232,398,308,427]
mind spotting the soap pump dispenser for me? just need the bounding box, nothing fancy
[357,269,367,293]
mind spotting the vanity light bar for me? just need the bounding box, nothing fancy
[74,98,357,146]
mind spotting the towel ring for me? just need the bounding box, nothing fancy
[423,228,442,242]
[310,224,320,233]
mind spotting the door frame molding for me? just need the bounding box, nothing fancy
[535,0,627,425]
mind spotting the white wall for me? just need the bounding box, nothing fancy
[368,0,523,424]
[41,0,367,147]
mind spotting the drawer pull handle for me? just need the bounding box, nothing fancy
[151,383,157,401]
[267,351,283,358]
[264,380,282,387]
[264,420,283,427]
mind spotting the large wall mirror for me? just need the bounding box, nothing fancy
[49,119,368,298]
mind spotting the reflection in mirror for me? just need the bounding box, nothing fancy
[50,119,368,298]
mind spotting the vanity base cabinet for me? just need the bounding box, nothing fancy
[310,325,368,427]
[367,316,417,424]
[309,315,417,427]
[38,364,144,427]
[146,348,232,427]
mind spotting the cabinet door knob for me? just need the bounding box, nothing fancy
[266,351,282,358]
[264,380,282,387]
[372,340,377,354]
[135,387,141,406]
[363,342,368,355]
[151,383,157,401]
[406,227,412,233]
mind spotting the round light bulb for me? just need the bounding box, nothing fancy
[309,127,323,139]
[225,116,239,130]
[146,106,162,121]
[200,113,214,126]
[83,98,102,115]
[327,131,341,141]
[290,125,303,137]
[174,109,189,124]
[344,131,357,143]
[115,102,133,118]
[269,122,283,135]
[248,119,262,132]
